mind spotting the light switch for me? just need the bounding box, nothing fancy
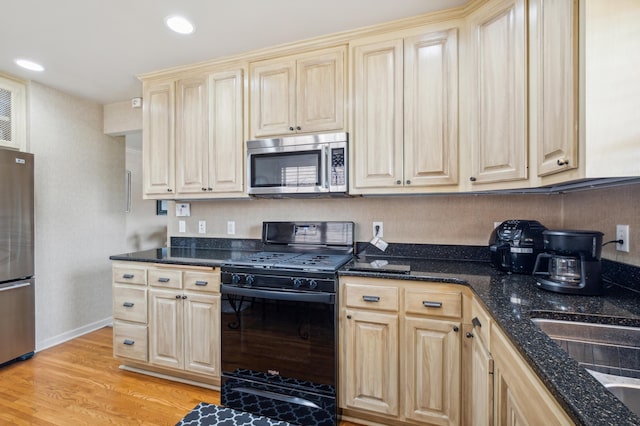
[176,203,191,217]
[179,220,186,233]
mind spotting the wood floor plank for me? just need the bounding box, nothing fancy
[0,327,362,425]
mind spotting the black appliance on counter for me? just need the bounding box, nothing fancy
[489,220,547,274]
[533,229,604,295]
[220,221,354,426]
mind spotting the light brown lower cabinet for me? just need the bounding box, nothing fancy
[491,326,574,425]
[341,278,574,426]
[467,299,574,426]
[112,261,221,387]
[340,277,463,425]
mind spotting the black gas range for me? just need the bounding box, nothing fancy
[220,221,354,426]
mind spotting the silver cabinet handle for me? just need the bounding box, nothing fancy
[122,302,134,308]
[158,277,170,283]
[122,274,134,279]
[123,339,135,345]
[0,282,31,292]
[423,301,443,308]
[195,280,208,286]
[362,295,380,303]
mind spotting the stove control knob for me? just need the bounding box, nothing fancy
[245,275,255,286]
[293,278,304,289]
[308,280,318,289]
[231,274,241,285]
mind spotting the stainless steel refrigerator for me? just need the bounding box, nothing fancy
[0,148,35,365]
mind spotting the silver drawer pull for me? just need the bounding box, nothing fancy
[158,277,171,283]
[123,339,135,346]
[122,274,134,279]
[122,302,135,308]
[362,295,380,303]
[423,301,443,308]
[195,280,208,286]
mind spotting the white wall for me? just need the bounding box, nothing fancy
[29,82,127,350]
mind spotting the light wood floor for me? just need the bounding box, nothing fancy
[0,326,361,426]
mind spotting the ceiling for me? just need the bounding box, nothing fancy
[0,0,467,105]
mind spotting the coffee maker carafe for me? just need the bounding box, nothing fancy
[532,230,604,295]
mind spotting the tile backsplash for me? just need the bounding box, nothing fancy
[166,182,640,267]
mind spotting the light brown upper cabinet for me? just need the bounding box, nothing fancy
[531,0,578,178]
[143,80,176,198]
[0,74,27,152]
[466,0,528,186]
[175,69,245,198]
[249,46,346,139]
[350,24,460,194]
[142,67,245,200]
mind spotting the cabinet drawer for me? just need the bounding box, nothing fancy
[344,283,399,312]
[148,268,182,289]
[113,265,147,285]
[183,270,220,293]
[404,288,462,319]
[113,285,147,323]
[113,321,147,362]
[471,297,492,346]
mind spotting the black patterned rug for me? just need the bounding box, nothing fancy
[176,402,295,426]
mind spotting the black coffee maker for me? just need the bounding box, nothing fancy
[532,230,604,295]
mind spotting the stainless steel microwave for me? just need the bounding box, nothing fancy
[247,132,348,196]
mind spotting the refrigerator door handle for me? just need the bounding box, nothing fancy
[0,282,32,292]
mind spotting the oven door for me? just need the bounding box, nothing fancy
[221,285,336,392]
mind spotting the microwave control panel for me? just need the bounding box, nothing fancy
[330,147,346,187]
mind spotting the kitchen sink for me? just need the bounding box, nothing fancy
[530,317,640,416]
[606,383,640,417]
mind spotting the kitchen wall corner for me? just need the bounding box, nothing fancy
[29,82,126,349]
[562,182,640,266]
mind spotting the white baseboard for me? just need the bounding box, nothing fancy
[36,316,113,352]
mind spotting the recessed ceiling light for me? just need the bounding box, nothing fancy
[15,59,44,72]
[165,15,195,35]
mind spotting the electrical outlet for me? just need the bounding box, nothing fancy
[227,221,236,235]
[372,222,383,238]
[198,220,206,234]
[616,224,630,252]
[178,220,186,233]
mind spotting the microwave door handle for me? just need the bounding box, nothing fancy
[322,145,329,190]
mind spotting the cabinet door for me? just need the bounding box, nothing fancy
[491,327,574,425]
[468,0,528,184]
[342,308,399,417]
[143,80,175,197]
[250,59,296,138]
[531,0,578,176]
[404,28,459,187]
[175,75,209,195]
[296,46,345,134]
[0,75,26,151]
[351,38,404,190]
[404,317,461,425]
[471,331,494,426]
[208,69,244,193]
[183,292,220,377]
[149,289,183,369]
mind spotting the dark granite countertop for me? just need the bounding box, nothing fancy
[341,254,640,426]
[109,246,259,267]
[110,240,640,425]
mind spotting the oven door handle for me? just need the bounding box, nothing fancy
[221,284,335,305]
